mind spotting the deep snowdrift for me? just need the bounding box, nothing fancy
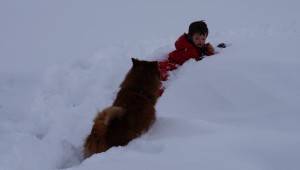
[1,25,300,170]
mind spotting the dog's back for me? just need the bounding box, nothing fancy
[84,58,161,158]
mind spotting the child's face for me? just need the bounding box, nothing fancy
[191,33,207,47]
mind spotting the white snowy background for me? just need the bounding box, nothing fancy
[1,0,300,170]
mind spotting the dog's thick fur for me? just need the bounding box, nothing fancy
[84,58,161,158]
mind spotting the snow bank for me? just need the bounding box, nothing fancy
[1,24,300,170]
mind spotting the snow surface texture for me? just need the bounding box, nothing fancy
[1,0,300,170]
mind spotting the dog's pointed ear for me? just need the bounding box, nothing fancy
[131,58,139,66]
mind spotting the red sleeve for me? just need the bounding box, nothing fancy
[205,43,214,56]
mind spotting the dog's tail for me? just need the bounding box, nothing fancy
[84,106,125,158]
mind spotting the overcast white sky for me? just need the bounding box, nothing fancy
[1,0,298,76]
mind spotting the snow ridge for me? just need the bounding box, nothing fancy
[1,23,300,170]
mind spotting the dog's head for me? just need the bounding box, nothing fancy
[131,58,161,80]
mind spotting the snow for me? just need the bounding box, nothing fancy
[1,0,300,170]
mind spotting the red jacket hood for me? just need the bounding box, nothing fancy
[174,33,193,50]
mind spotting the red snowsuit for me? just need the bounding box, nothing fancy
[158,33,213,95]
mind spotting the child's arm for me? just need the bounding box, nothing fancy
[206,43,214,56]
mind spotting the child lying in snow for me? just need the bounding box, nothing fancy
[159,20,215,95]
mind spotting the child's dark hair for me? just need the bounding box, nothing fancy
[188,20,209,36]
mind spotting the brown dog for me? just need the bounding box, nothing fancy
[84,58,161,158]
